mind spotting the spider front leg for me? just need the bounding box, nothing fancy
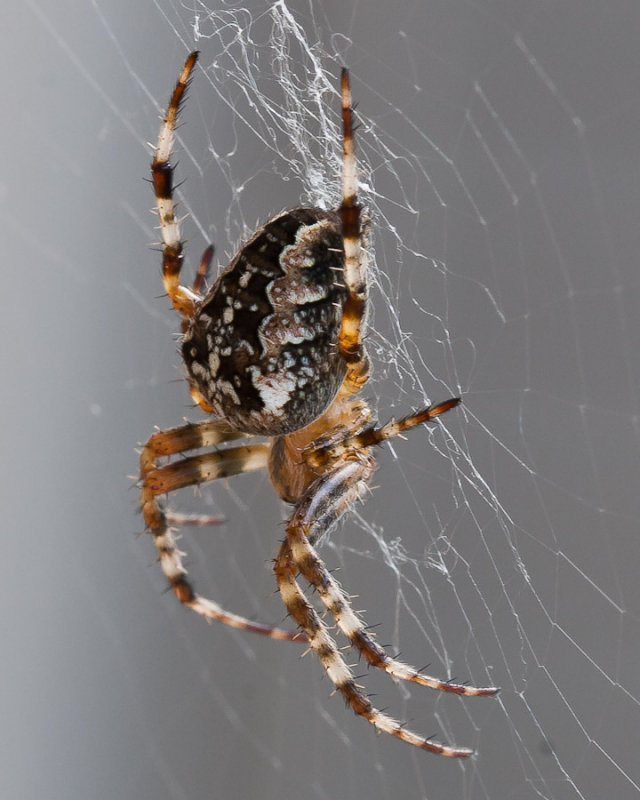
[274,458,489,756]
[338,69,370,394]
[152,50,202,321]
[140,419,302,641]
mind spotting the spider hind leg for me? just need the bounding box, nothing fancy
[274,454,496,755]
[140,419,302,641]
[274,516,474,757]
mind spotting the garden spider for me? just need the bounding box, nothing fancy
[140,51,498,757]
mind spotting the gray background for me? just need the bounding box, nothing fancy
[3,2,640,799]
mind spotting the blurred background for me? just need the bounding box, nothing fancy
[3,2,640,798]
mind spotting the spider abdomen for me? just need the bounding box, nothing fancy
[183,208,348,435]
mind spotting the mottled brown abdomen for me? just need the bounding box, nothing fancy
[182,208,347,435]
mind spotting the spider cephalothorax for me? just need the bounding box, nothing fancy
[140,51,498,758]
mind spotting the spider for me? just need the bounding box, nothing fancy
[140,51,498,757]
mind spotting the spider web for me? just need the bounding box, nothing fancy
[5,2,640,799]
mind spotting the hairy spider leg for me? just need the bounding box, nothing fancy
[338,69,370,394]
[307,398,463,469]
[140,419,302,641]
[191,243,214,296]
[183,246,217,413]
[181,244,214,338]
[286,454,498,696]
[152,50,202,319]
[274,464,476,757]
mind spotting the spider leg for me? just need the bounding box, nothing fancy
[191,243,213,296]
[274,518,473,756]
[140,419,302,641]
[152,50,203,320]
[142,418,252,457]
[308,397,464,470]
[285,458,498,698]
[165,510,225,527]
[180,244,214,338]
[338,69,369,394]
